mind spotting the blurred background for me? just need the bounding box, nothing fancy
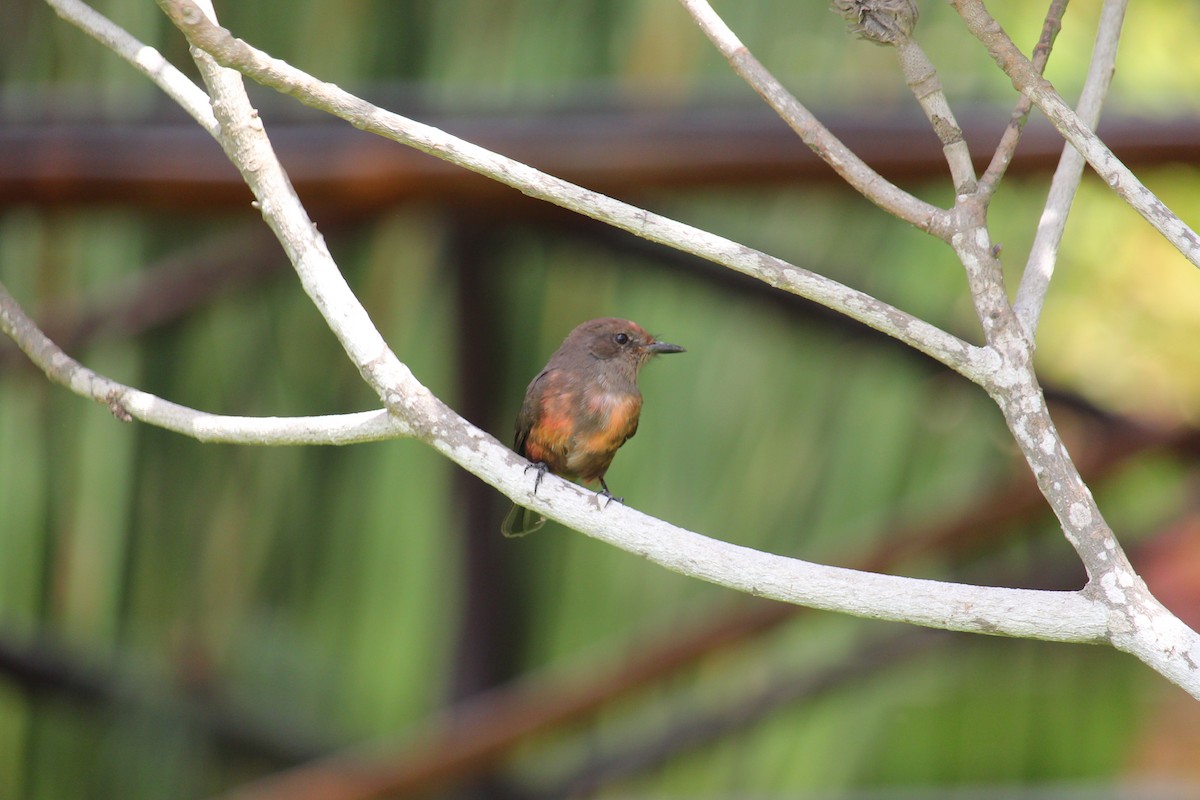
[2,1,1200,798]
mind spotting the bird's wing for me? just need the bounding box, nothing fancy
[513,368,552,453]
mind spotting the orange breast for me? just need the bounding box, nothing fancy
[523,389,642,483]
[566,391,642,482]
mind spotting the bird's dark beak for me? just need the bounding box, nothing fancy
[647,340,685,355]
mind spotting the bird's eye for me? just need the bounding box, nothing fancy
[613,333,630,345]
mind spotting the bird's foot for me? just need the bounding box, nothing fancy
[526,461,549,495]
[597,479,624,509]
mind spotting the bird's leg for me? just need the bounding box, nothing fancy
[597,477,624,508]
[525,461,549,495]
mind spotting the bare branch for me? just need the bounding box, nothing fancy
[1015,0,1128,337]
[946,199,1200,698]
[682,0,951,236]
[947,198,1119,580]
[952,0,1200,270]
[0,280,404,445]
[893,38,977,193]
[148,0,987,383]
[44,0,218,137]
[832,0,976,192]
[978,0,1069,196]
[169,0,422,410]
[6,271,1115,662]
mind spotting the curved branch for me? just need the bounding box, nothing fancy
[948,203,1200,699]
[0,281,405,444]
[32,0,1200,700]
[952,0,1200,270]
[148,0,986,384]
[681,0,952,235]
[0,232,1110,659]
[44,0,218,137]
[977,0,1069,196]
[893,38,977,194]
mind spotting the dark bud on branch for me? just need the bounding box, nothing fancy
[831,0,919,46]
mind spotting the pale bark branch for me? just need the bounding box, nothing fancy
[0,280,403,444]
[44,0,218,137]
[1014,0,1128,337]
[952,0,1200,270]
[173,0,427,416]
[978,0,1068,196]
[139,0,1096,645]
[681,0,952,236]
[831,0,977,194]
[145,0,987,384]
[675,0,1200,696]
[948,190,1200,701]
[828,0,975,193]
[123,0,1120,650]
[2,270,1117,651]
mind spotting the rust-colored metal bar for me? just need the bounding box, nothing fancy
[5,104,1199,211]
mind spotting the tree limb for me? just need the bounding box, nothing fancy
[0,262,1123,663]
[830,0,977,193]
[43,0,218,137]
[893,38,977,194]
[143,0,992,383]
[675,0,1200,696]
[1014,0,1128,337]
[0,280,404,445]
[952,0,1200,270]
[977,0,1069,196]
[947,199,1200,699]
[140,0,1114,654]
[682,0,953,234]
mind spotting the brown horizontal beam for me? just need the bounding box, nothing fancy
[4,100,1199,213]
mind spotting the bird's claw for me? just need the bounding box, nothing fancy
[525,461,549,495]
[597,479,623,509]
[598,490,624,509]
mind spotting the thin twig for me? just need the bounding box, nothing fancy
[952,0,1200,270]
[894,38,977,193]
[0,280,404,445]
[680,0,951,236]
[43,0,218,137]
[832,0,977,193]
[1014,0,1128,337]
[978,0,1069,196]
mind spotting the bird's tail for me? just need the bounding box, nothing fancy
[501,503,547,537]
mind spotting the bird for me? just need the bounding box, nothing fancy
[501,317,685,537]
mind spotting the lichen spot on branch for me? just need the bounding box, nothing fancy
[1068,502,1093,529]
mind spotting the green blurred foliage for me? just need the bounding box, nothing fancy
[2,1,1199,798]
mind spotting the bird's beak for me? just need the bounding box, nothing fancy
[647,340,686,355]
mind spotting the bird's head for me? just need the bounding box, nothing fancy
[570,317,686,372]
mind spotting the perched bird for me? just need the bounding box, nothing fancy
[501,317,685,537]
